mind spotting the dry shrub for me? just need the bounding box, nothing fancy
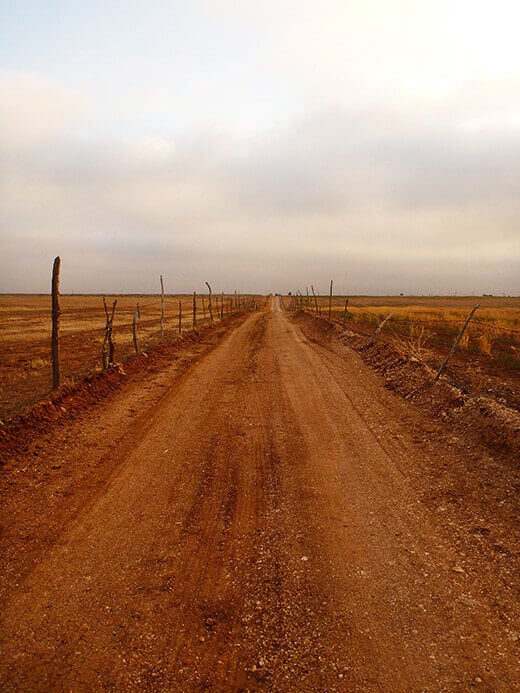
[459,330,470,349]
[392,324,434,361]
[408,324,434,359]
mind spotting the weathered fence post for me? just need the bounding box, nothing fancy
[221,291,224,319]
[160,275,165,341]
[202,295,206,320]
[343,298,349,329]
[434,304,480,382]
[328,280,333,322]
[205,282,213,322]
[102,297,117,369]
[192,291,197,329]
[178,300,182,334]
[311,285,319,315]
[132,304,141,354]
[51,256,61,390]
[367,313,394,347]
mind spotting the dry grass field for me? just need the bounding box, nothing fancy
[0,293,257,421]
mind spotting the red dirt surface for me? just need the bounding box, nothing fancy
[0,298,518,691]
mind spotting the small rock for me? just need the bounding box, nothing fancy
[452,565,465,574]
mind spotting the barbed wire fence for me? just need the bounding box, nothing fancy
[287,285,520,379]
[48,257,260,393]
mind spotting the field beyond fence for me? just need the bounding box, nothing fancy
[289,293,520,411]
[0,293,260,421]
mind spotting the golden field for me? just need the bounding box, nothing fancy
[0,293,258,421]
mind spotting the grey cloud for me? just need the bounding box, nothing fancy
[1,80,520,294]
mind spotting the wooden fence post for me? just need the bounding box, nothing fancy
[178,300,182,334]
[328,280,333,322]
[51,256,61,390]
[132,304,141,354]
[102,297,117,368]
[192,291,197,329]
[434,304,480,382]
[311,285,319,315]
[367,313,394,347]
[160,275,165,340]
[343,298,349,329]
[205,282,213,322]
[221,291,224,319]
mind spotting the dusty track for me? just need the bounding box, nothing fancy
[0,298,518,691]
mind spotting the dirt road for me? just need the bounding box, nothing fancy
[1,298,518,691]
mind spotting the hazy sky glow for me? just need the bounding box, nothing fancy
[1,0,519,294]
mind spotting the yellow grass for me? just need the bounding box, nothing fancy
[302,295,520,359]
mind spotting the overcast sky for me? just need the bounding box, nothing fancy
[1,1,519,295]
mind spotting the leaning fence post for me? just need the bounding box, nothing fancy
[367,313,394,347]
[311,285,319,315]
[132,304,141,353]
[434,304,480,382]
[51,256,61,389]
[205,282,213,322]
[328,280,333,322]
